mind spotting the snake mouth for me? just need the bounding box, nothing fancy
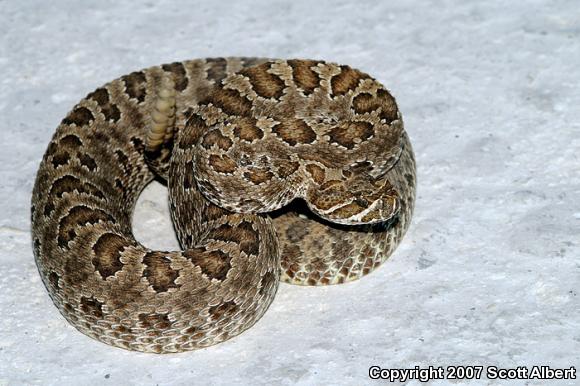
[306,193,401,226]
[304,172,401,226]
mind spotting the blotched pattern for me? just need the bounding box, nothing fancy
[31,58,416,353]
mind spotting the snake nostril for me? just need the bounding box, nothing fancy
[239,155,252,166]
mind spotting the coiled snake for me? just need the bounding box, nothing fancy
[31,58,416,353]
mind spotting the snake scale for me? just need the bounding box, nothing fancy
[31,58,416,353]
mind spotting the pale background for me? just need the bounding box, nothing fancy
[0,0,578,385]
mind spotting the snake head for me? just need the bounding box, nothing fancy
[305,173,401,225]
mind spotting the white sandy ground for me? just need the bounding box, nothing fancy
[0,0,578,385]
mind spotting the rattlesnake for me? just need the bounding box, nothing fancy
[31,58,416,353]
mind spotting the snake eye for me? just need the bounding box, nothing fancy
[350,160,372,171]
[355,198,368,207]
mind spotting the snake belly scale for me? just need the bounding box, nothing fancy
[31,58,416,353]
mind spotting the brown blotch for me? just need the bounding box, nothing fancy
[60,134,83,149]
[330,202,365,219]
[57,206,114,248]
[32,237,42,257]
[208,300,237,321]
[162,62,188,91]
[307,277,318,286]
[208,154,237,174]
[205,202,227,222]
[143,251,179,292]
[281,244,301,278]
[328,121,374,149]
[50,175,105,199]
[404,172,414,188]
[243,169,274,185]
[62,106,95,126]
[183,325,199,335]
[48,271,60,290]
[376,89,398,123]
[330,66,369,96]
[78,153,97,171]
[180,113,209,149]
[206,57,228,84]
[201,129,233,151]
[207,221,260,256]
[138,313,171,330]
[113,324,132,334]
[80,296,104,318]
[115,149,129,167]
[288,59,321,95]
[92,233,127,279]
[87,87,121,122]
[51,151,71,168]
[232,117,263,142]
[240,63,285,99]
[182,160,196,190]
[242,57,267,67]
[45,142,57,158]
[272,119,316,146]
[352,89,398,123]
[121,71,147,102]
[183,248,232,281]
[352,92,375,114]
[43,202,55,217]
[305,164,326,184]
[130,136,144,152]
[201,88,252,116]
[104,101,121,122]
[259,271,277,296]
[275,160,299,178]
[87,87,108,105]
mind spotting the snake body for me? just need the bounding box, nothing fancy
[31,58,416,353]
